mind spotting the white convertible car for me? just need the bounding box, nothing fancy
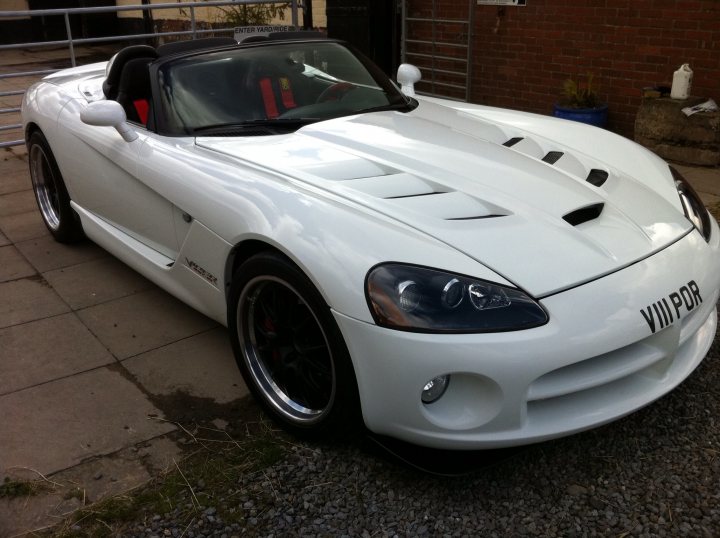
[22,34,720,449]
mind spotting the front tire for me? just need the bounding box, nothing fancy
[27,131,84,243]
[228,252,360,437]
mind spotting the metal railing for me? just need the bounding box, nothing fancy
[401,0,474,103]
[0,0,303,148]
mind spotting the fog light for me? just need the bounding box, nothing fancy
[421,374,450,404]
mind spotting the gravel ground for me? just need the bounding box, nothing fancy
[117,336,720,537]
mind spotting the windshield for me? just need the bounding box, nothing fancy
[155,41,412,136]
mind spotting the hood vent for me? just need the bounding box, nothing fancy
[386,191,447,200]
[563,203,604,226]
[586,169,609,187]
[542,151,564,165]
[446,215,505,221]
[503,137,524,147]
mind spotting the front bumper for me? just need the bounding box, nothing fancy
[335,227,720,449]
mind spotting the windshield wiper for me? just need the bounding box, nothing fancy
[357,99,418,115]
[192,118,319,135]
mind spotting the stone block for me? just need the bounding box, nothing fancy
[635,97,720,166]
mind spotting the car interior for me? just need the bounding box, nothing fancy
[101,35,398,136]
[102,38,238,130]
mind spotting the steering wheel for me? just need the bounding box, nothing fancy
[316,82,356,103]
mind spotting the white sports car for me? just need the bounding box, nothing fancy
[22,34,720,449]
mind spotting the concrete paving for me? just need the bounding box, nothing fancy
[0,149,247,537]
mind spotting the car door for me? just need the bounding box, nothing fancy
[56,100,181,260]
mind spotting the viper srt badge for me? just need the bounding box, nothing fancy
[185,258,218,287]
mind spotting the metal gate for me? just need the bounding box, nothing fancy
[0,0,304,148]
[400,0,474,102]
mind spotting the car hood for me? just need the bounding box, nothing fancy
[196,100,691,297]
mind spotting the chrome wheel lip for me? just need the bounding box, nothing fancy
[29,144,61,231]
[238,275,336,425]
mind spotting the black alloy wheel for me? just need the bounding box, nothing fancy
[228,252,359,437]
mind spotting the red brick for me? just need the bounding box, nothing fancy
[405,0,720,138]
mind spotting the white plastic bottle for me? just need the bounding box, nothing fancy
[671,64,693,99]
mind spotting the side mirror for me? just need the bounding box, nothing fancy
[397,64,422,97]
[80,100,138,142]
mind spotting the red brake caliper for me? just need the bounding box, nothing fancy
[263,316,281,362]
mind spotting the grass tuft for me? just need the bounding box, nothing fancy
[0,477,51,498]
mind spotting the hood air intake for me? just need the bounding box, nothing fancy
[503,137,524,147]
[542,151,564,165]
[563,203,605,226]
[586,169,609,187]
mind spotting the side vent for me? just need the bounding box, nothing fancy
[586,169,609,187]
[503,137,524,147]
[542,151,564,165]
[563,203,604,226]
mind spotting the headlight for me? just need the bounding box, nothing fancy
[671,166,711,242]
[366,264,548,333]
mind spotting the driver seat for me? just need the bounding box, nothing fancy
[116,58,154,127]
[103,45,157,100]
[247,59,304,119]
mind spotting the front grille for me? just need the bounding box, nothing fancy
[526,302,709,417]
[527,330,672,404]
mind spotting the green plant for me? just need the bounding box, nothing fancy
[176,1,290,27]
[215,2,291,26]
[560,73,601,109]
[0,477,50,498]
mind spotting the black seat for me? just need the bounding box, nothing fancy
[116,57,154,127]
[102,45,157,100]
[156,37,236,57]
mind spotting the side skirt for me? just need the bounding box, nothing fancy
[71,202,229,326]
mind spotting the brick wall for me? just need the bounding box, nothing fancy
[407,0,720,138]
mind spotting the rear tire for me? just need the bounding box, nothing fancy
[27,131,84,243]
[228,252,360,438]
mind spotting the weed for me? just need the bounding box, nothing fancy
[0,477,50,498]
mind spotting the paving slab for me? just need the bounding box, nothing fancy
[0,158,30,196]
[123,327,247,404]
[675,164,720,196]
[0,489,83,538]
[0,190,36,218]
[2,145,27,160]
[0,277,69,329]
[43,256,155,310]
[76,289,218,360]
[0,366,176,481]
[0,230,8,247]
[0,312,114,396]
[0,245,36,283]
[699,191,720,207]
[15,235,107,273]
[0,209,49,243]
[0,435,182,538]
[67,436,183,500]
